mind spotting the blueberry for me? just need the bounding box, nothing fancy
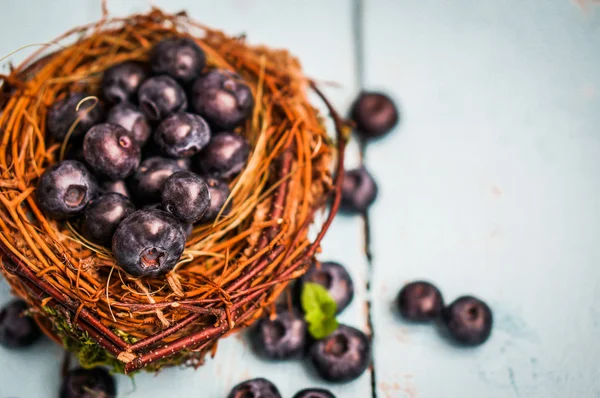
[138,76,187,121]
[397,281,444,322]
[60,367,116,398]
[100,180,130,199]
[309,324,370,383]
[0,300,41,348]
[154,112,211,158]
[101,61,147,104]
[227,378,281,398]
[82,193,135,246]
[106,102,151,145]
[112,209,185,277]
[36,160,99,218]
[350,91,399,139]
[201,177,231,222]
[292,388,336,398]
[340,167,378,214]
[297,262,353,314]
[83,123,141,180]
[441,296,493,346]
[128,156,186,203]
[251,310,307,360]
[47,92,104,141]
[190,70,254,130]
[195,132,249,179]
[161,170,210,224]
[150,37,206,83]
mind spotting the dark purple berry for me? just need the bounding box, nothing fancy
[201,177,231,222]
[0,300,41,348]
[100,180,130,198]
[101,61,147,104]
[191,70,254,130]
[161,171,210,224]
[47,92,104,141]
[83,123,141,180]
[293,388,336,398]
[397,281,444,322]
[251,310,307,360]
[36,160,98,218]
[128,156,186,203]
[154,112,210,158]
[227,378,281,398]
[441,296,493,346]
[106,102,151,145]
[309,324,370,383]
[60,367,116,398]
[340,167,378,214]
[150,37,206,83]
[195,132,249,179]
[82,193,135,246]
[138,76,187,121]
[112,209,185,277]
[350,91,399,139]
[298,262,354,314]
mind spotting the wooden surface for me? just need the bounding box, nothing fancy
[0,1,599,397]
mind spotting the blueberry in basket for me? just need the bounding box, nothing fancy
[201,176,231,222]
[138,75,187,121]
[47,92,104,141]
[83,123,141,180]
[128,156,187,204]
[101,60,148,104]
[161,170,211,224]
[195,132,250,179]
[106,102,151,145]
[150,37,206,83]
[82,193,135,246]
[154,112,211,158]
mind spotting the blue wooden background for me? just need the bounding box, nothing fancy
[0,1,599,397]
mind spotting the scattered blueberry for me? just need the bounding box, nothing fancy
[0,300,41,348]
[397,281,444,322]
[195,132,249,179]
[309,324,370,383]
[101,61,147,104]
[227,378,281,398]
[112,209,185,277]
[340,167,378,214]
[138,75,187,121]
[201,177,231,222]
[83,123,141,180]
[350,91,399,139]
[298,262,354,314]
[47,92,104,141]
[161,170,210,224]
[100,179,130,198]
[441,296,493,346]
[150,37,206,83]
[292,388,336,398]
[60,367,116,398]
[154,112,211,158]
[82,193,135,246]
[128,156,186,203]
[251,310,307,360]
[191,70,254,130]
[36,160,98,218]
[106,102,151,145]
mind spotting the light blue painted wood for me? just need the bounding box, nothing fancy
[0,1,370,397]
[362,1,600,397]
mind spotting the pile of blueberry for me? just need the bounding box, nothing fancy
[37,37,254,277]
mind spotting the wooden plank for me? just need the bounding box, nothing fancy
[362,0,600,397]
[0,1,371,397]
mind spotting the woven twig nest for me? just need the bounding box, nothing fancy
[0,8,347,373]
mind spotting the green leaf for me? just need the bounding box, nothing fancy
[301,282,339,339]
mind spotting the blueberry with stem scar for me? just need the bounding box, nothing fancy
[154,112,211,158]
[195,132,249,179]
[60,367,116,398]
[101,61,147,104]
[150,37,206,83]
[128,156,186,203]
[350,91,399,139]
[47,92,104,141]
[441,296,493,346]
[83,123,141,180]
[82,193,135,246]
[227,378,281,398]
[36,160,98,218]
[397,281,444,322]
[138,75,187,121]
[292,389,336,398]
[251,310,307,360]
[112,209,185,277]
[161,170,210,224]
[106,102,151,145]
[0,300,42,349]
[191,69,254,130]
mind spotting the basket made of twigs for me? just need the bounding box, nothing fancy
[0,8,348,373]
